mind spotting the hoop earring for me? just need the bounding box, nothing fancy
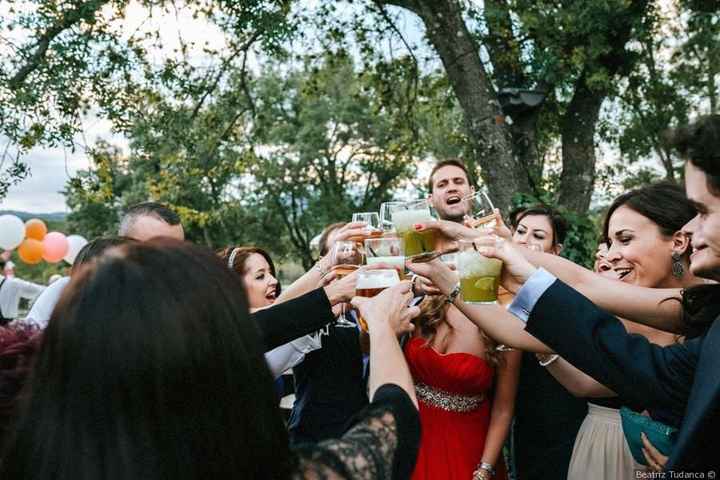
[671,252,685,278]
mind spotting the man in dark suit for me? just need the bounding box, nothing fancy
[505,115,720,472]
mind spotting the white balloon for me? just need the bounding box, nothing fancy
[63,235,89,265]
[0,215,26,250]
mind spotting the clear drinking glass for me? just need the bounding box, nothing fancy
[457,239,503,304]
[389,200,437,257]
[462,191,497,230]
[350,212,383,242]
[330,240,363,327]
[379,201,405,234]
[355,269,401,331]
[364,237,405,279]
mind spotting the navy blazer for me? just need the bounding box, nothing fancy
[524,279,719,472]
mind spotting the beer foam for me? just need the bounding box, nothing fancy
[357,269,400,289]
[393,208,433,233]
[366,256,405,268]
[457,251,503,279]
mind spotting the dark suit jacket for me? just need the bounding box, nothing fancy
[524,279,719,472]
[252,288,335,351]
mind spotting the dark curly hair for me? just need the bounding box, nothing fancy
[666,114,720,194]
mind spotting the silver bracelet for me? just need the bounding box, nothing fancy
[537,354,559,367]
[446,282,461,304]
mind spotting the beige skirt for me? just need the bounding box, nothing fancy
[567,403,646,480]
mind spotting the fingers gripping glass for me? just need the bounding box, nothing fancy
[461,191,498,230]
[331,240,362,328]
[350,212,383,243]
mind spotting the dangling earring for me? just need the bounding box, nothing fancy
[671,252,685,278]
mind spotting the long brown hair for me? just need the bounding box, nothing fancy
[414,295,504,368]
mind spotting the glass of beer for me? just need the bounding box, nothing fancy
[350,212,383,242]
[364,237,405,279]
[457,239,503,304]
[355,268,401,331]
[461,191,498,230]
[331,240,363,327]
[390,200,437,257]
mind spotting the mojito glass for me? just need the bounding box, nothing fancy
[457,240,503,304]
[390,200,437,257]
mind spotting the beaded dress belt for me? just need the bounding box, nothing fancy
[415,382,485,413]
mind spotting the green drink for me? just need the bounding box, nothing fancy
[393,207,437,257]
[457,246,503,304]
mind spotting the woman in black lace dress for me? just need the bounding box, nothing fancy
[0,240,420,480]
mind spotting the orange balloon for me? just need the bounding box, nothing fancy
[25,219,48,241]
[18,239,44,265]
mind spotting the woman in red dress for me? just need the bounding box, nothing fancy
[405,295,521,480]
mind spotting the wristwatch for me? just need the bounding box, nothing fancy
[446,282,461,304]
[472,462,495,480]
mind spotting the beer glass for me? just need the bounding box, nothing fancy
[389,200,437,257]
[461,191,497,230]
[331,240,362,327]
[350,212,383,242]
[364,237,405,279]
[457,239,503,304]
[355,269,401,331]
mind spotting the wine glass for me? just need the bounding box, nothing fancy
[330,240,362,328]
[462,191,497,230]
[379,201,405,234]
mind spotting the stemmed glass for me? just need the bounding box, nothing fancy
[462,191,497,230]
[330,240,363,328]
[379,201,405,234]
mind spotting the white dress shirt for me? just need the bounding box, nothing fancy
[25,276,71,328]
[265,333,323,379]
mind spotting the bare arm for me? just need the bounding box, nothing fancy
[405,258,553,353]
[544,356,617,398]
[456,303,554,353]
[521,250,685,333]
[480,349,521,471]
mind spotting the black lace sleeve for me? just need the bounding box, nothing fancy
[293,383,420,480]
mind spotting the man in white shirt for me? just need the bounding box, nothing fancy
[0,259,45,324]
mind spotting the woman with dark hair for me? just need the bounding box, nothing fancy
[533,183,703,480]
[0,240,421,480]
[218,245,322,379]
[503,205,588,480]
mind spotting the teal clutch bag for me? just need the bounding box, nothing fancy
[620,407,678,466]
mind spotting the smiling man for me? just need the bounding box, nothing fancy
[427,159,475,223]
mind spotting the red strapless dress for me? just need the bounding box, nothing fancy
[405,336,508,480]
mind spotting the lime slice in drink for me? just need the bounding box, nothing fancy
[473,277,496,290]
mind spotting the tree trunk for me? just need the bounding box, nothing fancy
[381,0,531,210]
[557,73,603,212]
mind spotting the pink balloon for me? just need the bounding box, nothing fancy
[42,232,69,263]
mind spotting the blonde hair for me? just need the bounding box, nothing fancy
[414,295,504,368]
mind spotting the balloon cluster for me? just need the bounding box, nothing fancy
[0,215,88,265]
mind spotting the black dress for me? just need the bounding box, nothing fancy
[512,352,588,480]
[293,383,420,480]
